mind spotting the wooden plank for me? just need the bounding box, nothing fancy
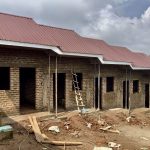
[43,140,82,146]
[32,116,42,134]
[28,116,43,142]
[41,134,49,140]
[100,126,120,134]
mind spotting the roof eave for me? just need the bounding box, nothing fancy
[0,40,150,71]
[0,39,63,54]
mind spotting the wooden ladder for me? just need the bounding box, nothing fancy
[72,73,85,112]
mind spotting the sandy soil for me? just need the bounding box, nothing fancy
[1,108,150,150]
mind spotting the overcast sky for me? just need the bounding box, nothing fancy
[0,0,150,54]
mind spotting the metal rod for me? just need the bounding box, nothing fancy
[48,53,51,113]
[128,69,131,116]
[55,56,58,117]
[98,63,100,110]
[125,66,128,109]
[93,64,96,109]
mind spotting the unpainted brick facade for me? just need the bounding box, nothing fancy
[0,48,149,115]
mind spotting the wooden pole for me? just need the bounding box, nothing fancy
[55,56,58,118]
[98,63,100,110]
[48,53,51,113]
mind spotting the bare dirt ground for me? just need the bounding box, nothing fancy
[1,108,150,150]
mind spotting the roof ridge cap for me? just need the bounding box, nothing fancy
[0,12,33,20]
[39,24,75,32]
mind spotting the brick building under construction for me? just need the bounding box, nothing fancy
[0,13,149,115]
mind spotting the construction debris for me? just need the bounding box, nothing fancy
[48,126,60,133]
[100,126,111,131]
[109,108,122,111]
[108,142,121,149]
[70,131,80,138]
[43,140,82,146]
[86,122,92,129]
[64,121,70,130]
[140,137,149,141]
[29,116,46,142]
[0,125,13,141]
[100,126,120,134]
[98,115,106,126]
[98,120,106,126]
[29,116,82,146]
[93,146,112,150]
[126,116,132,123]
[2,108,150,150]
[81,108,89,114]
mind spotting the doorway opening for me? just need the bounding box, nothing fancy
[53,73,66,110]
[20,68,36,113]
[95,77,102,109]
[123,80,129,109]
[145,84,149,108]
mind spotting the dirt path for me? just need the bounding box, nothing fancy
[119,125,150,146]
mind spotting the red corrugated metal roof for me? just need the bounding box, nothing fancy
[110,46,150,68]
[0,12,150,69]
[0,13,57,46]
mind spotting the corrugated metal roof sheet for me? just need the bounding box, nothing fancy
[0,12,150,69]
[0,13,57,46]
[110,46,150,68]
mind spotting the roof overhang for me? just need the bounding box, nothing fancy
[0,39,150,70]
[0,40,63,55]
[63,52,150,70]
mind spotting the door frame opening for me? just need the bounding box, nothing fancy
[53,73,66,110]
[95,77,102,109]
[123,80,129,109]
[19,67,36,113]
[145,83,149,108]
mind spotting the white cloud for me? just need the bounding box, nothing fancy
[112,0,129,4]
[80,4,150,54]
[0,0,89,30]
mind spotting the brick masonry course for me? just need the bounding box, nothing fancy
[0,48,149,115]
